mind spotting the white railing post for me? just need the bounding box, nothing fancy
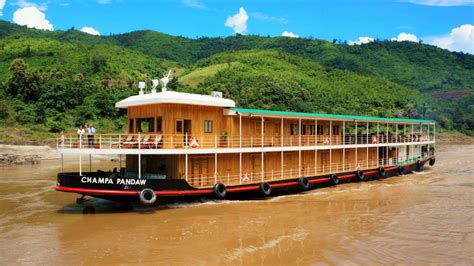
[79,135,82,176]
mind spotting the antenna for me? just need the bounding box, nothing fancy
[160,70,172,92]
[151,79,159,93]
[138,81,146,95]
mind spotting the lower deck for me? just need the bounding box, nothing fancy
[122,144,429,188]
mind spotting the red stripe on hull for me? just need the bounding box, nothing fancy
[339,174,355,180]
[55,186,139,196]
[309,177,331,184]
[227,185,260,192]
[271,181,299,188]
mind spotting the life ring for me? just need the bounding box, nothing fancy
[189,137,199,148]
[398,166,405,175]
[259,182,272,197]
[355,170,365,181]
[416,160,423,170]
[330,174,339,185]
[242,173,250,182]
[213,183,227,199]
[377,167,386,178]
[429,158,436,166]
[139,188,157,206]
[298,177,310,190]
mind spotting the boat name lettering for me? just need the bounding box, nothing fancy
[80,177,146,185]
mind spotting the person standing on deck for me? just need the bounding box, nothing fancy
[86,124,96,148]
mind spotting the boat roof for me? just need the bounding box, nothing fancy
[115,91,236,108]
[231,107,434,124]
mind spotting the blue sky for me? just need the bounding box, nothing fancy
[1,0,473,53]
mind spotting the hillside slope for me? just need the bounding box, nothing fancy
[0,19,472,137]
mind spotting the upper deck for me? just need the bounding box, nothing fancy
[58,90,435,155]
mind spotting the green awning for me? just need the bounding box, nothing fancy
[230,107,434,124]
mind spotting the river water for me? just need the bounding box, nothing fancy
[0,144,473,265]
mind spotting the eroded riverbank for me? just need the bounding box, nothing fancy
[0,144,473,264]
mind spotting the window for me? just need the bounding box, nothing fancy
[301,125,306,135]
[309,125,316,135]
[204,120,213,133]
[128,119,134,133]
[332,126,340,135]
[136,117,154,133]
[156,117,162,133]
[317,125,324,135]
[176,120,183,134]
[290,124,299,135]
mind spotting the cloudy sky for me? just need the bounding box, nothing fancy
[0,0,473,53]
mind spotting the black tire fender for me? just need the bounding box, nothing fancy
[298,177,310,190]
[259,182,272,197]
[416,160,423,170]
[429,158,436,166]
[139,188,157,206]
[355,170,365,181]
[330,174,339,185]
[213,183,227,199]
[398,166,405,175]
[377,167,386,178]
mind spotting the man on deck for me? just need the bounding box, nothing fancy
[86,124,96,148]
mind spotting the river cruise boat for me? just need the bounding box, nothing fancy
[56,76,436,206]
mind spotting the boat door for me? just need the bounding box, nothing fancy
[184,119,192,146]
[320,151,330,173]
[252,154,262,181]
[191,157,209,186]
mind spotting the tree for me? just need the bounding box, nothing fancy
[4,59,41,102]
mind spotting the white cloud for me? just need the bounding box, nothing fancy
[11,0,47,11]
[428,24,474,54]
[225,7,248,34]
[281,31,299,38]
[406,0,474,6]
[0,0,5,16]
[81,26,100,36]
[391,32,419,42]
[182,0,205,9]
[348,36,374,45]
[251,12,287,24]
[13,6,53,30]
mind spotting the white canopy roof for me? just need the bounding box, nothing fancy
[115,91,236,109]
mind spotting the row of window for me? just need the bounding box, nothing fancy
[290,124,340,135]
[129,117,213,134]
[130,118,341,135]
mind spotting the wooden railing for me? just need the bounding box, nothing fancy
[57,133,434,150]
[184,156,430,188]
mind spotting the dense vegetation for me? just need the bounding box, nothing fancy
[0,20,472,144]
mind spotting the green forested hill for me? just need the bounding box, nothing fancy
[0,20,472,143]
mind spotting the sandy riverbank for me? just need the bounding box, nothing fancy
[0,144,117,166]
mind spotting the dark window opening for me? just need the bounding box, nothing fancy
[317,125,324,135]
[137,117,154,133]
[129,119,134,133]
[176,120,183,134]
[156,117,162,133]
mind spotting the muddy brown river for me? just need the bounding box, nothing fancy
[0,144,473,264]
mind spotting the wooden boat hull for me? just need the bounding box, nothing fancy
[55,157,435,205]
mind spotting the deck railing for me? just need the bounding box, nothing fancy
[184,156,430,188]
[57,133,434,150]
